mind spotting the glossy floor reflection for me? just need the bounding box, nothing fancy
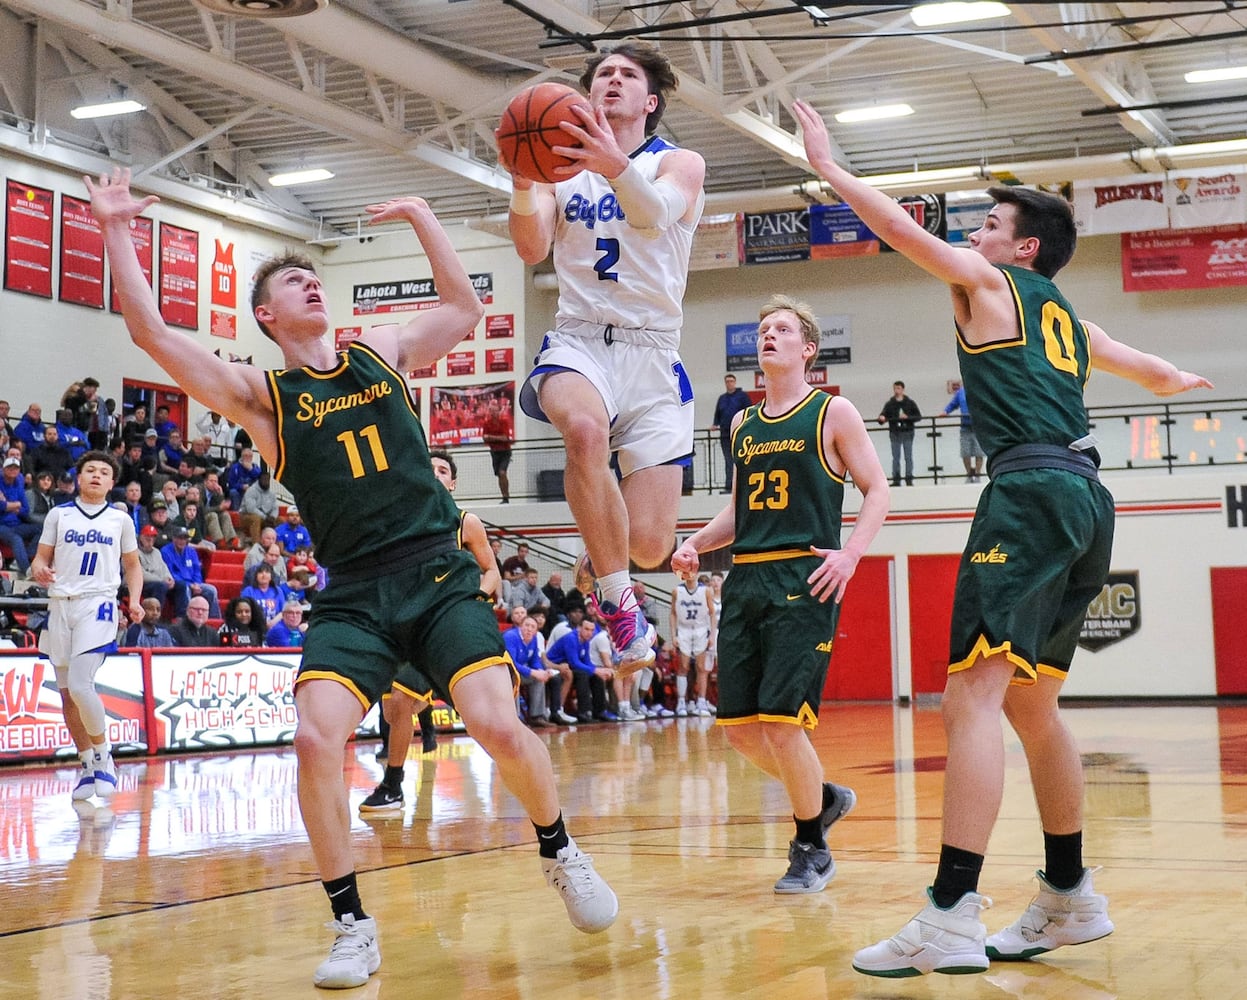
[1,703,1245,999]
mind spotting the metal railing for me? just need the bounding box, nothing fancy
[444,397,1247,503]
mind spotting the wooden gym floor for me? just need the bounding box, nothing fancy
[1,701,1244,999]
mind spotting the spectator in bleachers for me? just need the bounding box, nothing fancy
[140,427,160,463]
[287,546,323,596]
[510,567,545,613]
[157,479,181,519]
[169,596,220,648]
[12,403,44,451]
[506,614,561,727]
[25,470,58,531]
[244,527,286,583]
[155,428,186,479]
[227,447,262,507]
[161,526,220,618]
[547,616,613,723]
[133,524,174,606]
[186,435,220,474]
[499,563,524,611]
[239,469,279,543]
[89,397,118,450]
[0,399,13,436]
[1,456,40,576]
[176,499,215,552]
[53,471,78,504]
[53,409,88,462]
[198,472,238,549]
[265,600,307,647]
[31,425,74,482]
[124,597,175,648]
[152,405,177,447]
[541,571,568,623]
[122,403,150,445]
[195,410,235,458]
[241,562,283,629]
[115,480,145,533]
[218,596,265,647]
[500,541,532,577]
[146,499,173,547]
[275,506,311,555]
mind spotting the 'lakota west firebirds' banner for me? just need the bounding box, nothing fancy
[1121,224,1247,292]
[353,273,494,315]
[147,652,301,750]
[111,216,154,313]
[59,194,106,308]
[0,652,147,762]
[1073,175,1168,235]
[4,180,54,297]
[743,208,810,264]
[1079,571,1140,652]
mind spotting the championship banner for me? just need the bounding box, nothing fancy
[1121,224,1247,292]
[352,272,494,315]
[159,222,200,329]
[945,193,994,246]
[485,313,514,339]
[0,652,148,762]
[810,203,879,259]
[146,651,300,750]
[211,238,237,308]
[724,320,758,373]
[409,363,437,379]
[110,215,154,313]
[743,208,810,264]
[59,194,105,308]
[4,180,54,298]
[1166,167,1247,230]
[1079,571,1140,652]
[210,310,237,340]
[446,351,476,377]
[689,212,742,271]
[334,326,362,349]
[428,381,514,447]
[486,347,514,373]
[1073,174,1167,235]
[882,194,946,251]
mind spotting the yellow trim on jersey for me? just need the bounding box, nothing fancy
[266,369,287,482]
[733,548,813,564]
[286,353,351,380]
[813,394,846,483]
[391,679,434,702]
[948,632,1037,684]
[755,388,823,424]
[294,669,371,711]
[717,708,817,731]
[953,267,1028,355]
[447,654,518,699]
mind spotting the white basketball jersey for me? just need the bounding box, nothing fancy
[39,502,137,598]
[675,583,711,631]
[553,136,703,340]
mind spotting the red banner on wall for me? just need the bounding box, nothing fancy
[110,216,154,313]
[59,194,105,308]
[446,351,476,376]
[486,347,514,373]
[4,180,54,298]
[1121,224,1247,292]
[160,222,199,329]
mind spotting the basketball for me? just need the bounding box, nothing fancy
[497,82,589,184]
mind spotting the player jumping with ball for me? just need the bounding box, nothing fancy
[500,41,704,669]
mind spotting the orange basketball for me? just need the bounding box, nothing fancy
[497,83,588,184]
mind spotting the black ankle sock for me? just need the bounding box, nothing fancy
[534,812,569,858]
[932,844,984,909]
[383,765,405,789]
[794,814,826,850]
[1042,831,1084,890]
[821,783,836,811]
[418,706,438,751]
[323,872,367,921]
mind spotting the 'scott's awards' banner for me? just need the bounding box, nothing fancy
[0,653,147,761]
[147,651,300,750]
[59,194,105,308]
[159,222,200,329]
[4,180,54,298]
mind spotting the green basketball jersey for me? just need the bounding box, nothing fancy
[265,342,459,570]
[731,390,844,557]
[956,265,1092,461]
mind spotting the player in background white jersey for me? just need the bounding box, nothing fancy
[32,451,143,801]
[669,570,716,717]
[503,41,705,670]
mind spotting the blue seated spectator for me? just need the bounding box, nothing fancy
[545,617,615,723]
[1,456,41,576]
[275,506,311,555]
[265,600,307,647]
[12,404,44,451]
[505,615,565,727]
[160,526,220,617]
[227,447,262,507]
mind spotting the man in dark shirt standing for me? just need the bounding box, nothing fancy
[711,374,751,493]
[878,380,922,486]
[480,396,514,504]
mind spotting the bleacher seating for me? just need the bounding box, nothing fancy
[206,547,246,606]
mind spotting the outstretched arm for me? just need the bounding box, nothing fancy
[793,100,1000,293]
[359,198,484,373]
[1086,322,1214,396]
[86,169,275,461]
[463,512,502,598]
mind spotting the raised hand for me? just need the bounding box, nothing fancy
[84,167,160,226]
[792,99,836,177]
[364,196,431,227]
